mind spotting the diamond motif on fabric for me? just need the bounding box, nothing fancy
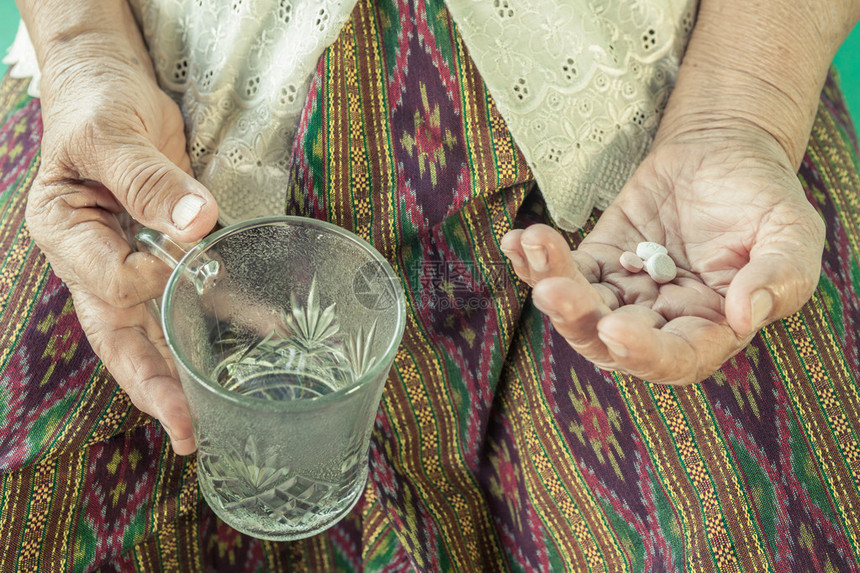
[399,83,457,187]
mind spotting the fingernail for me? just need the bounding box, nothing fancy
[750,289,773,329]
[158,411,192,445]
[533,299,564,322]
[172,195,206,230]
[156,418,175,443]
[598,332,629,357]
[522,244,548,272]
[501,248,525,267]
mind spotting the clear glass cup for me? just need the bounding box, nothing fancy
[136,216,405,541]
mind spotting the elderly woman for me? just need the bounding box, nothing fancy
[1,0,859,569]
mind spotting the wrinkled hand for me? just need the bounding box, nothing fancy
[26,42,218,453]
[501,127,825,385]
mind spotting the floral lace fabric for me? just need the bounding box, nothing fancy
[129,0,360,224]
[445,0,697,228]
[7,0,696,229]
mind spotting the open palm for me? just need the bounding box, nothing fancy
[501,130,824,384]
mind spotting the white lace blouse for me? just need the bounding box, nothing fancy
[5,0,696,229]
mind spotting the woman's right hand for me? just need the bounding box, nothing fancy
[24,23,218,455]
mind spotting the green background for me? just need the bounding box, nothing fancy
[1,3,858,126]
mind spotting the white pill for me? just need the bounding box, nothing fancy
[644,252,677,284]
[636,241,668,260]
[619,251,644,273]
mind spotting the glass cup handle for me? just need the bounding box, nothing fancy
[135,228,189,270]
[135,228,222,295]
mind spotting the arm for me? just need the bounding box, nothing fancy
[16,0,154,85]
[657,0,860,168]
[502,1,860,384]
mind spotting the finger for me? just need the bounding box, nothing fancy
[80,134,218,242]
[127,301,195,454]
[724,215,825,336]
[528,238,613,314]
[137,300,182,381]
[501,224,596,288]
[519,224,579,281]
[26,183,173,307]
[500,229,533,284]
[594,304,666,368]
[106,329,195,455]
[532,276,614,360]
[75,293,196,455]
[651,280,726,324]
[597,312,741,385]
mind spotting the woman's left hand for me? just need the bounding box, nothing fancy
[501,125,824,385]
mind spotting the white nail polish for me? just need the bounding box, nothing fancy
[619,251,644,273]
[636,241,668,260]
[644,252,677,283]
[172,195,206,230]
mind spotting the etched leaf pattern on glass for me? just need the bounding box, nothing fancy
[284,274,339,343]
[198,435,346,527]
[345,319,378,378]
[211,273,377,396]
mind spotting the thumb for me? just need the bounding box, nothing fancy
[102,138,218,241]
[725,246,822,337]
